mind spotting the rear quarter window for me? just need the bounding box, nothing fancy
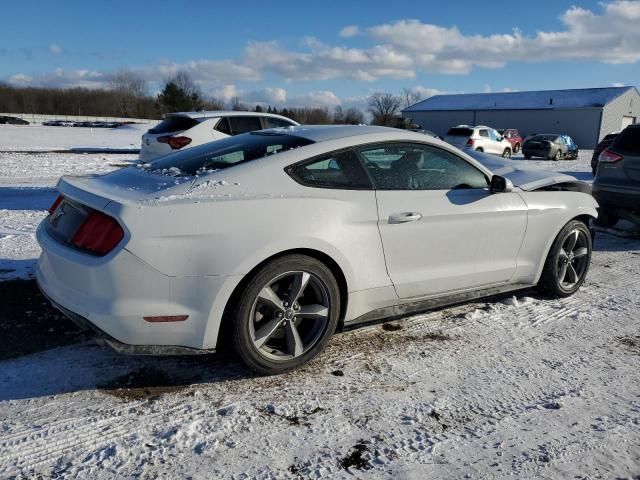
[148,117,199,134]
[446,128,473,136]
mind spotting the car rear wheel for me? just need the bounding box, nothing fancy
[514,142,521,153]
[231,254,340,374]
[475,147,484,152]
[538,220,592,298]
[502,148,511,158]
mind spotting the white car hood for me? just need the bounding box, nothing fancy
[468,151,584,191]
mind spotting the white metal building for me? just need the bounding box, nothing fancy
[403,87,640,148]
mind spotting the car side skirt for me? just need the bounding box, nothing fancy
[344,282,533,329]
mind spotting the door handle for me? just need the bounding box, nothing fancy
[388,212,422,224]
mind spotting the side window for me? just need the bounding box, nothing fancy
[228,116,263,135]
[214,117,231,135]
[288,150,371,189]
[264,117,295,128]
[359,143,488,191]
[479,129,489,138]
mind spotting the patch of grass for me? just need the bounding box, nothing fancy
[97,367,189,401]
[339,442,371,470]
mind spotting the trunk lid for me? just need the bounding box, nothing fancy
[57,167,194,208]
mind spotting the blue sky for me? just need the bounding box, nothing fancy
[2,0,639,109]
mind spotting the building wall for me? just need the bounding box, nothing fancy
[405,108,603,148]
[599,89,640,141]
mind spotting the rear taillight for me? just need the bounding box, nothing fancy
[158,135,192,149]
[48,195,63,214]
[598,149,623,164]
[466,138,475,147]
[70,212,124,255]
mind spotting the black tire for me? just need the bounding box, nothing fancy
[538,220,592,298]
[524,154,531,159]
[475,147,484,152]
[231,254,340,374]
[595,207,619,228]
[550,149,562,161]
[514,142,521,153]
[502,148,511,158]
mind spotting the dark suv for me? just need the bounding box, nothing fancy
[591,132,619,175]
[592,124,640,227]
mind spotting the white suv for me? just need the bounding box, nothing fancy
[140,111,299,161]
[444,125,514,158]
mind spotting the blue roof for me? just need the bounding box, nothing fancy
[404,86,637,112]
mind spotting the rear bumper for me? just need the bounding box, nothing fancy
[522,147,551,157]
[592,184,640,210]
[36,221,244,352]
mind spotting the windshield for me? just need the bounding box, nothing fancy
[142,132,314,176]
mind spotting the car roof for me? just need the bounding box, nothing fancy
[166,110,298,122]
[255,124,400,143]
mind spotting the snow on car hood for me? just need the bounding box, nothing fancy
[467,151,584,191]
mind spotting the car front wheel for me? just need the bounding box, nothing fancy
[538,220,592,298]
[502,148,511,158]
[231,254,340,374]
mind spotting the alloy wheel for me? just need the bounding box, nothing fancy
[556,229,590,289]
[249,271,331,361]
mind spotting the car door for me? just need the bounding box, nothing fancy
[487,128,503,154]
[359,142,528,299]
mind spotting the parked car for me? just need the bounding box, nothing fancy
[522,134,577,160]
[592,123,640,227]
[140,111,299,161]
[38,125,596,374]
[43,120,74,127]
[0,115,29,125]
[497,129,523,153]
[561,135,579,159]
[444,125,514,157]
[591,132,620,175]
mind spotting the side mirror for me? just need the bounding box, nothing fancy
[490,175,513,194]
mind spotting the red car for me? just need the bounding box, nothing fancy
[498,129,523,154]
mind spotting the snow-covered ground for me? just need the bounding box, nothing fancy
[0,151,136,280]
[1,142,639,478]
[0,124,146,152]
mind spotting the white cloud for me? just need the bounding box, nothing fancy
[48,44,62,55]
[5,1,640,90]
[339,25,359,38]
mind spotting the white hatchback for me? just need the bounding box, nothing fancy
[140,111,299,161]
[445,125,514,157]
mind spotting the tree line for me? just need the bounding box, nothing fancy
[0,70,422,126]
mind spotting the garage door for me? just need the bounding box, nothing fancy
[622,115,636,129]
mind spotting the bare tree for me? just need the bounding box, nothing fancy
[401,87,422,109]
[343,107,364,125]
[368,92,402,126]
[230,96,248,111]
[109,70,148,117]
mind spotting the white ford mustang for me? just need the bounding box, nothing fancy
[37,125,597,373]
